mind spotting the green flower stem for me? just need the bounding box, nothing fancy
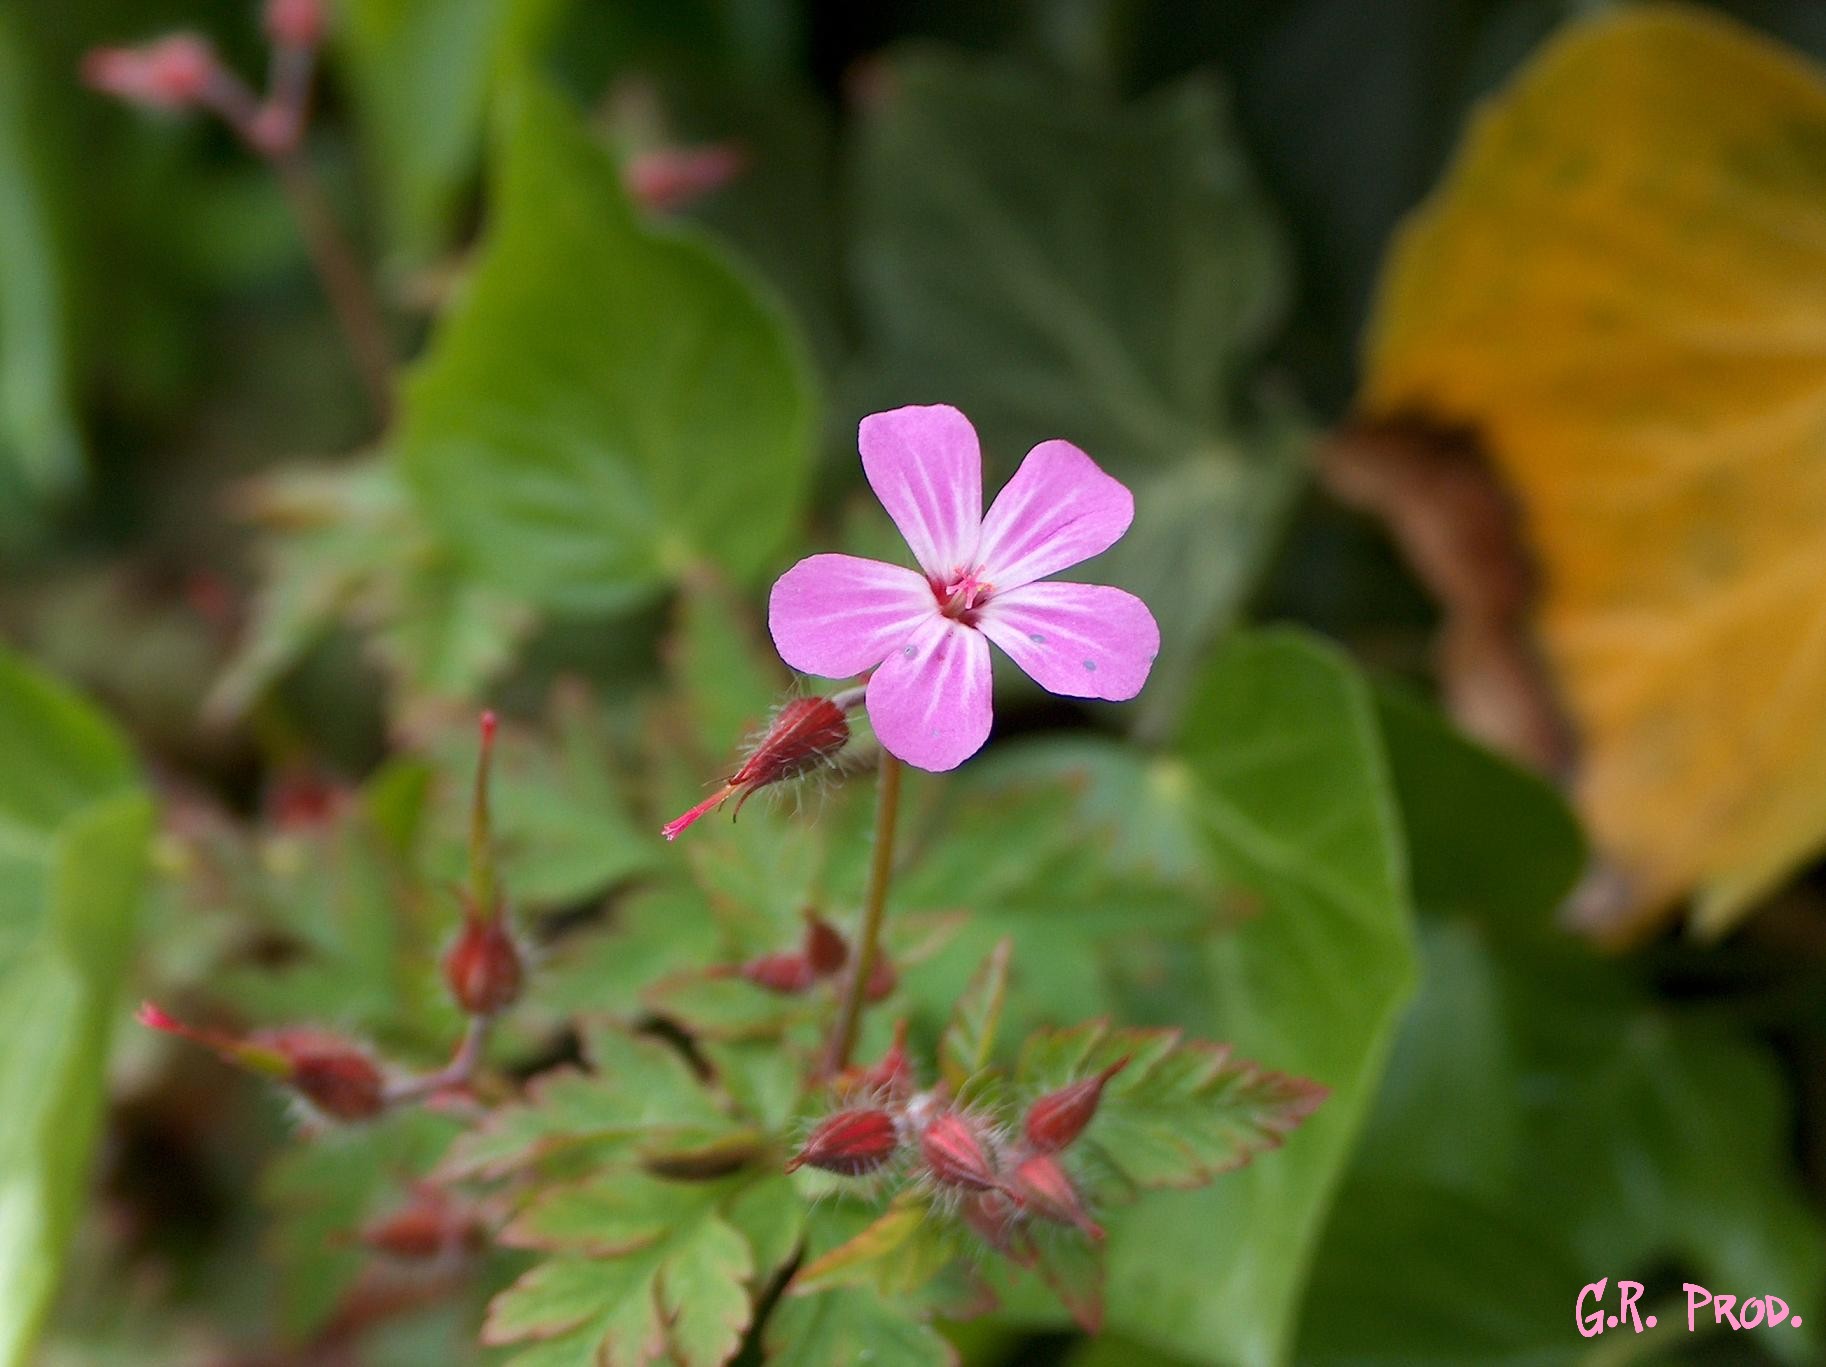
[821,749,903,1076]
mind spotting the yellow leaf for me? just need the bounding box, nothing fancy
[1355,5,1826,937]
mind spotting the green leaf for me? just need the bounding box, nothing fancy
[440,1024,733,1180]
[792,1196,962,1299]
[0,12,81,542]
[0,650,148,1367]
[937,937,1012,1095]
[849,50,1301,726]
[1016,1022,1324,1193]
[399,78,816,611]
[763,1286,956,1367]
[339,0,572,261]
[490,1176,755,1367]
[1096,629,1417,1367]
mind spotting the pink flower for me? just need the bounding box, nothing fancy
[769,405,1159,771]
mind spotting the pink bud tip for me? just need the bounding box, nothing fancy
[265,0,326,47]
[802,910,849,977]
[479,710,498,742]
[624,143,748,213]
[1024,1056,1128,1153]
[738,951,817,995]
[82,34,217,111]
[137,1001,181,1033]
[661,785,735,841]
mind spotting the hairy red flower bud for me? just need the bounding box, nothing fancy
[262,1028,387,1121]
[738,951,817,994]
[1024,1057,1128,1153]
[624,143,748,212]
[786,1108,899,1176]
[662,696,850,840]
[1008,1153,1103,1240]
[856,1019,914,1098]
[802,909,849,976]
[82,35,218,110]
[443,913,524,1015]
[358,1188,486,1260]
[265,0,326,47]
[920,1111,1000,1190]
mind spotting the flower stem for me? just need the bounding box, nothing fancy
[271,151,395,424]
[822,749,902,1076]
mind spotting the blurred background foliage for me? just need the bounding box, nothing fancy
[5,0,1826,1364]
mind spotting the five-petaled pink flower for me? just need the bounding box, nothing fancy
[769,405,1160,772]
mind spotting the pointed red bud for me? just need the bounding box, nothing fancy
[265,0,326,47]
[738,951,817,995]
[920,1111,1000,1190]
[260,1028,388,1121]
[786,1108,899,1176]
[82,35,218,111]
[1009,1153,1103,1240]
[662,696,849,841]
[802,909,848,976]
[443,912,524,1015]
[1024,1057,1128,1153]
[856,1019,914,1098]
[959,1186,1022,1253]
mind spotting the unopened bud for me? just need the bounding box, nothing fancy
[920,1111,999,1190]
[265,0,326,47]
[786,1108,899,1176]
[1008,1153,1103,1240]
[852,1019,914,1099]
[662,696,850,840]
[737,951,817,995]
[624,143,747,212]
[802,909,848,976]
[958,1187,1021,1253]
[82,35,218,110]
[443,911,523,1015]
[1024,1057,1128,1153]
[358,1188,486,1260]
[260,1028,387,1121]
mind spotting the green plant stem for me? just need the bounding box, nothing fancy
[821,749,902,1076]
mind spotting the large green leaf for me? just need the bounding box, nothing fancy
[848,50,1301,725]
[399,77,816,612]
[0,649,150,1367]
[1094,629,1415,1366]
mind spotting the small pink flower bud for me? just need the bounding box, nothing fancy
[802,909,848,976]
[662,696,850,840]
[442,912,524,1015]
[624,143,747,212]
[1024,1057,1128,1153]
[920,1111,999,1191]
[1008,1153,1103,1240]
[737,951,817,995]
[261,1028,387,1121]
[82,35,218,111]
[855,1019,914,1098]
[958,1187,1021,1252]
[264,0,326,48]
[786,1108,899,1176]
[358,1188,486,1260]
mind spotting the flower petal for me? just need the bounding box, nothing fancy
[975,440,1134,590]
[859,405,983,578]
[769,554,935,679]
[865,614,994,772]
[977,581,1158,702]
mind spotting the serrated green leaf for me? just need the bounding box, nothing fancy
[0,650,147,1367]
[792,1196,959,1298]
[644,973,811,1042]
[937,937,1011,1095]
[721,1171,805,1285]
[668,575,786,763]
[399,77,815,611]
[763,1286,956,1367]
